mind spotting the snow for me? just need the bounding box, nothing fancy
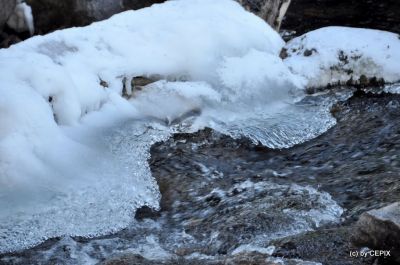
[217,49,304,103]
[0,0,290,253]
[284,26,400,88]
[1,0,399,255]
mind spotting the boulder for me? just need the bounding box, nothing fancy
[11,0,290,38]
[0,0,17,30]
[237,0,291,30]
[282,0,400,36]
[25,0,76,34]
[352,202,400,263]
[6,1,34,35]
[25,0,165,34]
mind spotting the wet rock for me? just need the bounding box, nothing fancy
[222,255,322,265]
[0,0,17,31]
[352,202,400,263]
[25,0,165,34]
[5,92,400,265]
[102,254,160,265]
[237,0,291,30]
[282,0,400,36]
[6,1,34,35]
[102,252,322,265]
[273,226,373,265]
[134,205,161,220]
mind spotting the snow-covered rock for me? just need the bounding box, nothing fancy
[283,27,400,89]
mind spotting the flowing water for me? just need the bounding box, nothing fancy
[0,85,360,265]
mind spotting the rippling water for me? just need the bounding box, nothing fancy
[0,86,356,265]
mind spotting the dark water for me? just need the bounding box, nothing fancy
[2,91,400,265]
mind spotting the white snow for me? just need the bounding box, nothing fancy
[284,26,400,88]
[0,0,291,253]
[1,0,399,255]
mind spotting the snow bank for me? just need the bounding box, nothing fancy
[0,0,290,253]
[283,27,400,89]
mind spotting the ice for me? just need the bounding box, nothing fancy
[0,180,342,264]
[0,0,289,253]
[0,0,380,255]
[6,1,34,35]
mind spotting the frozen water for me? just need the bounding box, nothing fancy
[0,120,170,253]
[0,0,387,256]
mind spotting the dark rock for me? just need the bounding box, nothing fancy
[280,48,288,59]
[238,0,291,30]
[101,252,322,265]
[352,202,400,263]
[122,0,165,11]
[282,0,400,36]
[102,253,160,265]
[25,0,77,34]
[25,0,166,35]
[134,205,161,220]
[273,226,373,265]
[0,31,22,47]
[0,0,17,31]
[303,48,316,57]
[359,75,369,87]
[5,92,400,265]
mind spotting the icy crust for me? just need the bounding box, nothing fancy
[0,0,287,253]
[3,0,396,255]
[283,26,400,89]
[1,182,342,265]
[0,121,171,253]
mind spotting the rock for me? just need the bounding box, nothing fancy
[0,31,22,47]
[237,0,291,30]
[282,0,400,36]
[352,202,400,263]
[101,252,322,265]
[122,0,165,10]
[25,0,166,34]
[134,205,161,220]
[102,254,160,265]
[122,75,161,98]
[272,226,373,265]
[25,0,76,34]
[0,0,17,30]
[6,1,35,35]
